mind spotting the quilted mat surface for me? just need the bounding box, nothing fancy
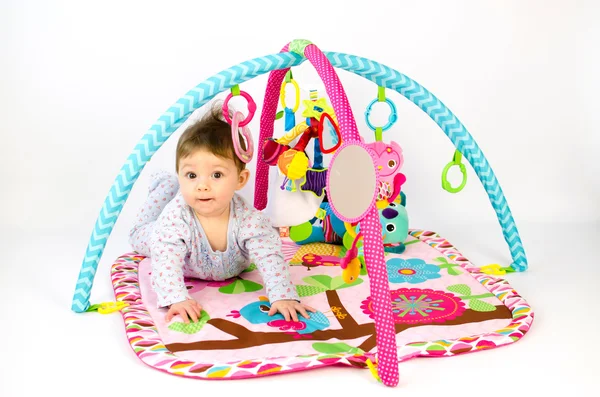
[110,229,533,379]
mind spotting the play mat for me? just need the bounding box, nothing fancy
[72,39,533,387]
[109,230,531,381]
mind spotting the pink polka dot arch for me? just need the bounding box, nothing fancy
[255,40,399,387]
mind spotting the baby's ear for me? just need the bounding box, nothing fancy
[237,169,250,189]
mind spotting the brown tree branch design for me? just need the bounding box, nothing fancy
[166,287,511,353]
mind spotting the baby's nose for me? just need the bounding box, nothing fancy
[196,181,210,190]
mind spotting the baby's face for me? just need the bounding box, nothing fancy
[177,148,249,218]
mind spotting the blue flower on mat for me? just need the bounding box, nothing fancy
[386,258,441,284]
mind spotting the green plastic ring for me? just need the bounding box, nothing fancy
[442,162,467,193]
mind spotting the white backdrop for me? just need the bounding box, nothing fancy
[2,0,598,237]
[1,1,598,396]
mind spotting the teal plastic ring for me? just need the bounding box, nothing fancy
[365,97,398,132]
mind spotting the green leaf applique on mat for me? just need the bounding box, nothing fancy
[297,284,327,297]
[218,279,263,294]
[468,299,497,312]
[447,284,496,312]
[303,274,333,290]
[434,257,462,276]
[297,275,363,297]
[168,310,211,334]
[312,342,363,355]
[447,284,471,296]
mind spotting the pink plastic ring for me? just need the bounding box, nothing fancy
[222,91,257,127]
[231,111,254,163]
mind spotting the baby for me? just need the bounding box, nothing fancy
[129,101,314,324]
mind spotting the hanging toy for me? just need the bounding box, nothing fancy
[365,140,406,208]
[277,148,310,180]
[340,231,362,284]
[222,85,256,163]
[222,85,256,127]
[365,86,398,142]
[442,149,467,193]
[230,111,254,163]
[363,86,406,206]
[262,88,342,193]
[280,70,300,132]
[275,120,319,180]
[317,112,342,154]
[261,121,308,166]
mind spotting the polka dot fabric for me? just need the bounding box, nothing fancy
[303,44,360,142]
[254,44,290,211]
[361,206,399,386]
[253,42,399,386]
[304,43,399,387]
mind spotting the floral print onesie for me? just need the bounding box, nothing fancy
[129,171,299,307]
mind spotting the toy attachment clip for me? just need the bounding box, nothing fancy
[85,301,129,314]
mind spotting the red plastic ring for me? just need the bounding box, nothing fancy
[318,112,342,154]
[222,90,257,127]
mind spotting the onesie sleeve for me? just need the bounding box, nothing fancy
[150,201,193,308]
[238,205,300,303]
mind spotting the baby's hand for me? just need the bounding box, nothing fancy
[166,298,203,323]
[268,299,316,322]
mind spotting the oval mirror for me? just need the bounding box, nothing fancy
[327,143,377,222]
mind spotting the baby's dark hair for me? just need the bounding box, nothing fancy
[175,101,246,173]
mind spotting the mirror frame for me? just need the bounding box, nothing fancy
[326,141,379,223]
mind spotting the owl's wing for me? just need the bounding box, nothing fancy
[299,311,331,334]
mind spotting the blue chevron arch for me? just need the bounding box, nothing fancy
[72,48,527,313]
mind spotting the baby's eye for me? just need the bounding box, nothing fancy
[212,172,223,179]
[186,172,197,179]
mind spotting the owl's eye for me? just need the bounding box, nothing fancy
[386,224,396,232]
[259,304,270,313]
[388,160,397,168]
